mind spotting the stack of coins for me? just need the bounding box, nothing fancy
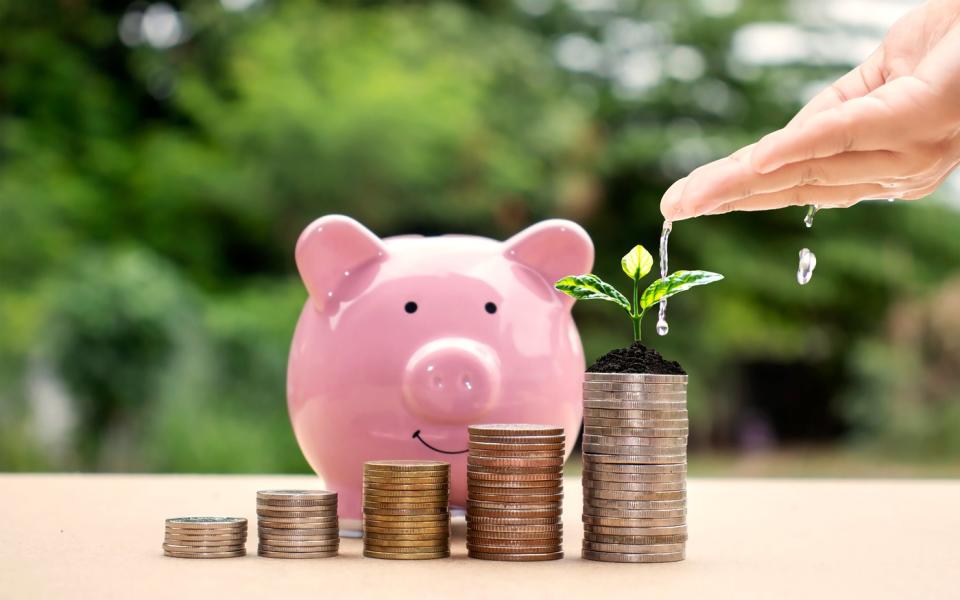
[163,517,247,558]
[466,424,565,561]
[256,490,339,558]
[362,460,450,559]
[581,373,688,563]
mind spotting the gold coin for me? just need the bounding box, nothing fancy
[363,514,450,524]
[467,531,560,542]
[363,549,449,560]
[468,456,564,468]
[584,532,687,544]
[468,424,564,436]
[361,537,448,548]
[467,500,562,511]
[258,549,338,559]
[584,524,687,536]
[363,506,449,516]
[465,515,560,526]
[163,548,245,559]
[467,471,563,483]
[258,526,338,536]
[584,488,685,502]
[363,482,448,491]
[582,480,685,492]
[467,507,562,519]
[466,543,562,553]
[467,550,563,561]
[362,525,449,536]
[467,464,563,475]
[582,549,684,563]
[361,531,448,540]
[364,460,449,472]
[363,496,448,505]
[581,515,687,527]
[257,517,338,528]
[467,484,561,496]
[165,517,247,530]
[467,523,562,534]
[258,543,339,553]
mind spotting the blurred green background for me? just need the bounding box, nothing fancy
[2,0,959,476]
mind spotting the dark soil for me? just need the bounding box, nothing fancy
[587,342,685,375]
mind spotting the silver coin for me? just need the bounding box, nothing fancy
[584,373,688,384]
[584,488,686,502]
[584,417,689,428]
[583,541,685,554]
[582,497,686,510]
[583,408,688,419]
[583,391,686,402]
[581,435,687,447]
[583,382,687,392]
[165,517,247,529]
[582,549,684,563]
[583,470,685,483]
[582,479,686,492]
[581,460,687,473]
[583,426,688,438]
[584,524,687,536]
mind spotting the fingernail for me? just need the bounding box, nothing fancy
[751,133,781,174]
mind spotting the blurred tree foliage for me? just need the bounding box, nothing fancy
[1,0,958,471]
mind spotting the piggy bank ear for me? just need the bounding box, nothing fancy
[295,215,387,310]
[503,219,595,291]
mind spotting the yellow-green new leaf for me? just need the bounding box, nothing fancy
[621,245,654,281]
[555,274,631,313]
[639,270,724,310]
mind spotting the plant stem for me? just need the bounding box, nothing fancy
[632,277,641,342]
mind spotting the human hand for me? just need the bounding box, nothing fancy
[660,0,960,221]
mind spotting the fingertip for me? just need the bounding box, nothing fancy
[660,177,689,221]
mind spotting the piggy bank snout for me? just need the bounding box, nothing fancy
[402,339,501,423]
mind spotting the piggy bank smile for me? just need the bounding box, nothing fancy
[411,430,468,455]
[286,214,594,529]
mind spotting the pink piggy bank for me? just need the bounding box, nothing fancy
[287,215,594,531]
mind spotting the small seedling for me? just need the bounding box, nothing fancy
[555,245,722,342]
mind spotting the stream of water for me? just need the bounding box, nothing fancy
[657,221,671,336]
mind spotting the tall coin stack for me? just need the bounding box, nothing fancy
[466,424,565,561]
[163,517,247,558]
[362,460,451,560]
[581,373,688,563]
[256,490,339,558]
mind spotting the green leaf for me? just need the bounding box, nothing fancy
[554,274,631,313]
[640,270,724,310]
[621,245,654,281]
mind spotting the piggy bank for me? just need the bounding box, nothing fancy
[286,215,594,531]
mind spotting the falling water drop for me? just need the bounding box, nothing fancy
[803,204,818,228]
[657,221,672,336]
[797,248,816,285]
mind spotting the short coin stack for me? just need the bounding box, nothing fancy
[362,460,450,559]
[163,517,247,558]
[256,490,339,558]
[581,373,688,563]
[466,424,565,561]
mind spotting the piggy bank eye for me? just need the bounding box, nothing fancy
[404,301,418,314]
[484,302,497,314]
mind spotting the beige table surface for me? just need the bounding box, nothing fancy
[2,474,958,599]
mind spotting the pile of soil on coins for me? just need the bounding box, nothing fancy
[587,341,686,375]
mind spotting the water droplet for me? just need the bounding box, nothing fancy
[797,248,816,285]
[656,319,669,336]
[803,204,818,228]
